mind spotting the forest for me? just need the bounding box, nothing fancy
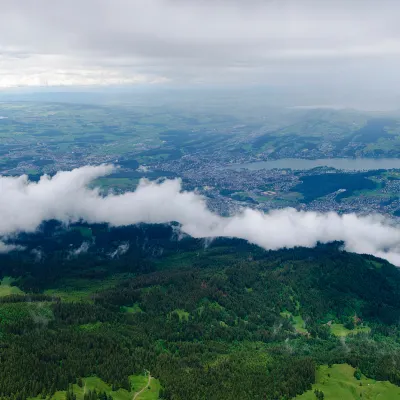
[1,222,400,399]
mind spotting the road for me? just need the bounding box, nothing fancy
[133,371,152,400]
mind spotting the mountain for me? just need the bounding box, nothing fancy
[1,223,400,399]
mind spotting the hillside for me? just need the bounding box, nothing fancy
[297,364,400,399]
[1,223,400,399]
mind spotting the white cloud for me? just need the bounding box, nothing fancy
[31,248,43,262]
[1,165,400,265]
[69,241,91,257]
[0,53,168,88]
[109,242,130,259]
[0,241,24,253]
[0,0,400,98]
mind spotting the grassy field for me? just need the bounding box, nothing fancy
[296,364,400,399]
[292,315,308,334]
[30,374,160,400]
[280,311,308,334]
[71,226,93,239]
[79,322,103,331]
[121,303,143,314]
[130,375,161,400]
[330,323,371,337]
[0,276,24,297]
[170,309,190,322]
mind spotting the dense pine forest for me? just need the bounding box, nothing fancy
[1,222,400,399]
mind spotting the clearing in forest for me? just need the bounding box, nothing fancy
[296,364,400,399]
[30,374,160,400]
[0,276,24,297]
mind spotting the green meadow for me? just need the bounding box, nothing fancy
[330,323,371,337]
[280,311,308,334]
[296,364,400,399]
[30,374,160,400]
[0,276,24,297]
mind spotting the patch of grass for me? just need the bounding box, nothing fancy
[130,374,161,400]
[368,260,383,269]
[0,277,24,297]
[121,303,143,314]
[130,375,149,394]
[293,315,307,334]
[170,309,190,322]
[79,322,103,331]
[280,311,308,334]
[72,226,93,239]
[208,301,225,312]
[296,363,400,399]
[268,191,304,207]
[330,323,371,337]
[30,374,160,400]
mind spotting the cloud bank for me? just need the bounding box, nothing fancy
[1,165,400,265]
[1,0,400,106]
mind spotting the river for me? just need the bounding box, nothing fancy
[227,158,400,171]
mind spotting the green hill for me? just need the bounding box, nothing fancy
[1,223,400,399]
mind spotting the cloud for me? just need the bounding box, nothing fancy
[69,241,91,258]
[0,53,168,88]
[31,248,44,262]
[1,165,400,265]
[109,242,130,259]
[0,241,23,254]
[0,0,400,103]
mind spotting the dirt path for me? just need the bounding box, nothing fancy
[133,372,151,400]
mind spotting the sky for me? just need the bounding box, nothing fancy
[2,165,400,266]
[1,0,400,103]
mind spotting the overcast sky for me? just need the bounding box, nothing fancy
[1,0,400,104]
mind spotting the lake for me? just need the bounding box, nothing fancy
[227,158,400,171]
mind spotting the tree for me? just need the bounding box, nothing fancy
[314,389,324,400]
[66,386,76,400]
[354,368,362,381]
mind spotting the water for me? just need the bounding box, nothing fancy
[227,158,400,171]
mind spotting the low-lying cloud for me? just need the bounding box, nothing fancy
[69,241,91,258]
[109,242,130,259]
[0,242,23,254]
[1,165,400,265]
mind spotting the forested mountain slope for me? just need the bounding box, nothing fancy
[1,223,400,399]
